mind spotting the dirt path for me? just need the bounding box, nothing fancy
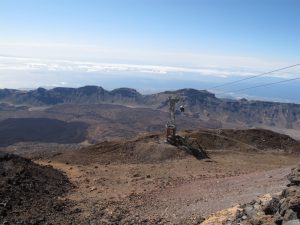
[129,167,291,223]
[38,151,299,224]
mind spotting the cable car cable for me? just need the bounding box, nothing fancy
[217,77,300,95]
[208,63,300,90]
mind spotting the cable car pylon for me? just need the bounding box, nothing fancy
[165,96,185,143]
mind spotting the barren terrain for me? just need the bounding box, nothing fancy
[38,152,298,224]
[3,129,295,224]
[1,87,300,146]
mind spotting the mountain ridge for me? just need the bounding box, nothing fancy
[2,85,299,106]
[1,86,300,134]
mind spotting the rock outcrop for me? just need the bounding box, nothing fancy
[201,164,300,225]
[230,164,300,225]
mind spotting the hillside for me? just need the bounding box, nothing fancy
[0,86,143,106]
[1,86,300,136]
[0,152,76,224]
[0,118,88,147]
[202,163,300,225]
[184,128,300,152]
[0,103,218,147]
[2,128,299,225]
[51,128,300,165]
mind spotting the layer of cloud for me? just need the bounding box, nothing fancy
[0,41,298,70]
[1,56,299,79]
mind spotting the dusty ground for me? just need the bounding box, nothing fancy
[2,128,300,224]
[38,150,299,224]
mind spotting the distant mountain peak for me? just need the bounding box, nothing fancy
[161,88,216,100]
[36,87,47,93]
[111,88,141,98]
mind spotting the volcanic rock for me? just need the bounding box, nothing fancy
[230,163,300,225]
[0,152,76,225]
[288,164,300,185]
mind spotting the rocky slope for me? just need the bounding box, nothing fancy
[16,128,300,163]
[185,128,300,153]
[0,118,88,147]
[0,86,143,106]
[232,164,300,225]
[1,128,300,225]
[202,164,300,225]
[0,152,76,225]
[1,86,300,133]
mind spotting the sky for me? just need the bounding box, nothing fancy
[0,0,300,102]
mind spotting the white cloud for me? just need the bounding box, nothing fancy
[1,55,298,79]
[0,41,297,70]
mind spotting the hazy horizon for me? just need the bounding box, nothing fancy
[0,0,299,103]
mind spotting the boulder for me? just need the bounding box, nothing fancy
[288,165,300,186]
[264,197,281,215]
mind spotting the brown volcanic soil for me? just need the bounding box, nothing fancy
[39,151,299,225]
[184,128,300,152]
[51,134,190,165]
[1,128,299,224]
[0,103,220,145]
[28,128,299,225]
[50,128,300,166]
[0,152,78,225]
[0,118,88,147]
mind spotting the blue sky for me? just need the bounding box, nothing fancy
[0,0,299,102]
